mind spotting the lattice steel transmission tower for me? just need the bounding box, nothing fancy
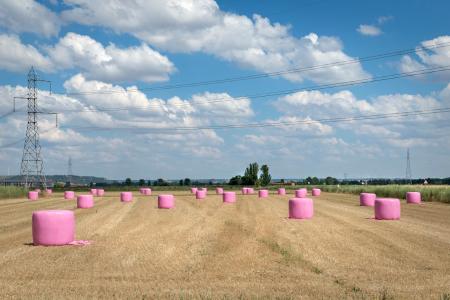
[405,148,412,184]
[15,67,57,189]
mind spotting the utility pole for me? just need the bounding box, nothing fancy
[405,148,412,184]
[67,156,73,185]
[15,67,57,189]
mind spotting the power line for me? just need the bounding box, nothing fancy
[61,41,450,96]
[2,108,447,149]
[39,65,450,114]
[63,107,450,132]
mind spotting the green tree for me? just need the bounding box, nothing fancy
[138,179,145,186]
[325,176,338,185]
[260,164,272,186]
[179,179,183,186]
[183,178,191,186]
[125,178,132,186]
[242,162,259,185]
[305,177,312,185]
[229,175,242,185]
[311,176,320,185]
[147,180,152,186]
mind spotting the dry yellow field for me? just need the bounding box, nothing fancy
[0,191,449,299]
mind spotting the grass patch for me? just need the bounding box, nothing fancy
[321,185,450,203]
[0,186,27,200]
[441,293,450,300]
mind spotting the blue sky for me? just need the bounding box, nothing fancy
[0,0,449,180]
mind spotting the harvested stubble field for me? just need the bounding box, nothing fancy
[0,191,449,299]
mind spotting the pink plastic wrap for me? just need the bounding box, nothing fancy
[32,210,75,246]
[278,188,286,195]
[311,188,321,196]
[64,191,75,200]
[223,191,236,203]
[247,187,254,194]
[360,193,376,206]
[158,194,175,209]
[289,197,314,219]
[191,187,198,194]
[295,188,307,198]
[242,187,248,195]
[258,189,269,198]
[96,189,105,197]
[196,190,206,200]
[90,188,97,195]
[45,189,52,195]
[216,187,224,195]
[120,192,133,202]
[375,198,401,220]
[28,191,39,201]
[406,192,421,204]
[77,195,94,208]
[143,188,152,195]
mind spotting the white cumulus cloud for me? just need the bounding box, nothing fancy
[0,0,60,37]
[0,32,176,84]
[61,0,369,84]
[48,32,176,83]
[357,24,382,36]
[399,36,450,79]
[0,34,54,73]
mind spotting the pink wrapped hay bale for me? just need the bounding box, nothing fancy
[64,191,75,200]
[216,187,224,195]
[406,192,421,204]
[45,189,52,195]
[242,187,249,194]
[191,187,198,194]
[32,210,75,246]
[90,188,97,195]
[374,198,401,220]
[259,189,269,198]
[77,195,94,209]
[143,188,152,195]
[120,192,133,202]
[158,194,175,209]
[360,193,376,206]
[278,188,286,195]
[312,188,321,196]
[139,188,144,194]
[96,189,105,197]
[223,191,236,203]
[28,191,39,201]
[295,188,307,198]
[196,190,206,200]
[34,189,41,193]
[289,198,314,219]
[202,187,208,194]
[247,187,254,194]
